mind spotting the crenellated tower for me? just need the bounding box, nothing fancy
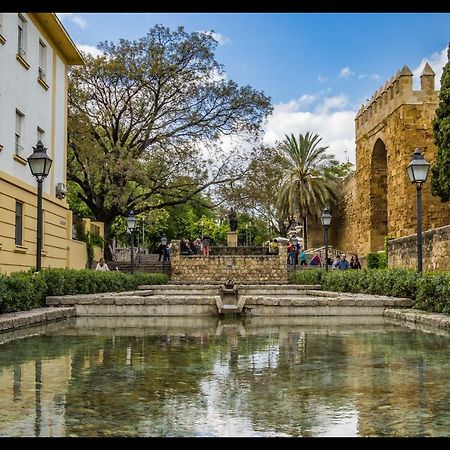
[332,61,450,256]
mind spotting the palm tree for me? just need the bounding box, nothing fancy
[277,132,340,250]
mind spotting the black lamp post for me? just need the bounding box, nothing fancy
[160,235,168,274]
[126,211,137,274]
[321,208,332,271]
[27,141,52,272]
[407,148,430,273]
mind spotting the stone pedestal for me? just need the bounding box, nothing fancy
[227,231,238,247]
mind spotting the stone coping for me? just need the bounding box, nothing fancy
[384,309,450,330]
[45,289,413,308]
[0,307,76,333]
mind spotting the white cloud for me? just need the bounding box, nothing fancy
[412,46,448,90]
[76,44,103,58]
[199,30,231,45]
[358,73,380,81]
[318,75,328,83]
[338,67,354,79]
[57,13,87,29]
[263,94,356,163]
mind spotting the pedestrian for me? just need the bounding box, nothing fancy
[300,249,307,266]
[350,254,362,269]
[335,253,350,270]
[95,257,110,271]
[202,235,210,256]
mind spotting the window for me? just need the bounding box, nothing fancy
[38,40,46,81]
[17,14,27,57]
[15,110,24,156]
[37,126,45,145]
[15,202,23,246]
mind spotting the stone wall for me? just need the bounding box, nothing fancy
[333,62,450,261]
[388,225,450,271]
[171,241,288,283]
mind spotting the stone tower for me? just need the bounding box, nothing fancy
[332,62,450,256]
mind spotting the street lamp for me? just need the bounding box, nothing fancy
[27,141,52,271]
[160,234,168,274]
[126,211,137,274]
[321,207,332,271]
[407,148,430,273]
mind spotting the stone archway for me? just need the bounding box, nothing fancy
[369,138,388,251]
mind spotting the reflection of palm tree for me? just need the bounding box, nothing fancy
[277,132,339,250]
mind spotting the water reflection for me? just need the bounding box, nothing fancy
[0,316,450,436]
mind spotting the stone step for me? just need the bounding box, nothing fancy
[139,284,221,291]
[219,304,242,315]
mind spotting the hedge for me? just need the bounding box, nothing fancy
[0,269,168,314]
[289,268,450,314]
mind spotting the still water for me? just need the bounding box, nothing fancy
[0,315,450,437]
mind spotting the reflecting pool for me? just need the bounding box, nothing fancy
[1,315,450,437]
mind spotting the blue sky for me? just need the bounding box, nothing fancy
[58,13,450,163]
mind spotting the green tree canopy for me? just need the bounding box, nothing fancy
[67,25,272,258]
[431,43,450,202]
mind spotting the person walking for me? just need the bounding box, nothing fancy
[299,249,307,266]
[202,235,211,256]
[350,255,362,269]
[334,253,350,270]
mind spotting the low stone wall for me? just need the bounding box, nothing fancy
[0,307,76,333]
[388,225,450,270]
[171,240,288,283]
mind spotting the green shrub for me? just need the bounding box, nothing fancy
[415,272,450,313]
[288,269,324,285]
[367,252,387,269]
[299,267,450,314]
[0,271,47,313]
[0,268,168,313]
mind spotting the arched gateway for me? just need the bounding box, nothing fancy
[332,62,450,256]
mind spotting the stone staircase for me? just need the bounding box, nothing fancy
[107,253,171,276]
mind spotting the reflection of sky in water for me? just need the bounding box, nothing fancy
[311,404,359,437]
[1,316,450,437]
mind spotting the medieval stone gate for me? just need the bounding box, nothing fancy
[331,62,450,257]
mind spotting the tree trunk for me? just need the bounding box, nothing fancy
[103,220,114,261]
[303,216,308,250]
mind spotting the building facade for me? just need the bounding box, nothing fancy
[0,13,93,274]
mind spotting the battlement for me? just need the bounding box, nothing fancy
[355,62,438,139]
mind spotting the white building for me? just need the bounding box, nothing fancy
[0,13,90,273]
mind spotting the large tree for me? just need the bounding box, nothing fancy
[431,43,450,202]
[276,132,341,249]
[67,25,272,258]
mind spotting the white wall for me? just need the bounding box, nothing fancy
[0,13,66,197]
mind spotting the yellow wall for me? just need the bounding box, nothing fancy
[81,218,105,262]
[67,239,87,270]
[0,171,101,274]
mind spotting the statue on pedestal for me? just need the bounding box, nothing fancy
[228,208,238,232]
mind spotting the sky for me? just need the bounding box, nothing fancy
[57,13,450,163]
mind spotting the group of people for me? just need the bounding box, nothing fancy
[180,236,211,256]
[330,253,361,270]
[284,242,362,270]
[287,240,307,266]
